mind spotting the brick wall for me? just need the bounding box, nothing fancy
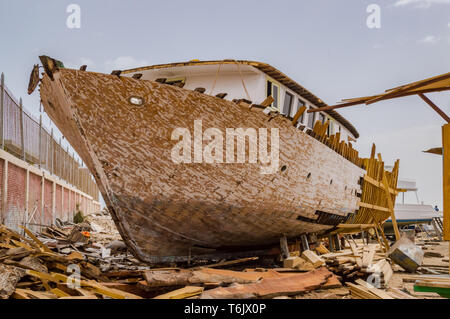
[55,184,62,220]
[63,188,69,221]
[43,179,53,226]
[4,163,26,231]
[28,172,42,232]
[0,151,101,233]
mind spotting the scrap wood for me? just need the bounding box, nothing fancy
[191,256,259,270]
[354,279,394,299]
[387,287,416,299]
[143,268,274,288]
[25,269,142,299]
[0,264,25,299]
[20,226,53,253]
[283,256,304,268]
[103,269,145,278]
[301,250,325,268]
[402,275,450,283]
[362,244,377,268]
[153,286,204,299]
[346,282,393,299]
[315,244,330,255]
[13,288,57,299]
[415,280,450,288]
[200,267,341,299]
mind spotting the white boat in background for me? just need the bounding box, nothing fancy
[384,176,442,234]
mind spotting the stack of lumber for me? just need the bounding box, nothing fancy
[346,279,416,299]
[403,275,450,298]
[281,250,324,272]
[403,274,450,288]
[320,244,393,286]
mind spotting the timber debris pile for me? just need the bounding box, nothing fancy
[1,212,448,299]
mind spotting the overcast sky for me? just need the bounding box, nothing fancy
[0,0,449,208]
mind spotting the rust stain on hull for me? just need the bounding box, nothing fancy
[39,67,365,263]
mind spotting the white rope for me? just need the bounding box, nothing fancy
[234,61,251,101]
[209,63,222,95]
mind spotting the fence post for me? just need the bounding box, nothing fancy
[50,128,54,175]
[25,169,29,231]
[2,160,8,225]
[19,98,25,161]
[0,73,4,149]
[59,137,62,178]
[38,114,42,168]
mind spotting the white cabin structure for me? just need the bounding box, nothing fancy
[121,60,359,141]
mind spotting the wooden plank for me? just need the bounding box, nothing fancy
[292,106,306,126]
[363,175,399,195]
[153,286,204,299]
[301,250,325,268]
[50,288,71,298]
[260,96,274,107]
[377,154,400,240]
[192,257,258,270]
[354,280,394,299]
[201,268,340,299]
[357,201,390,213]
[362,245,377,268]
[19,226,52,253]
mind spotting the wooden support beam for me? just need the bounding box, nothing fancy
[419,93,450,123]
[443,124,450,242]
[367,72,450,105]
[363,175,399,195]
[292,105,306,126]
[358,201,390,213]
[378,154,400,241]
[442,124,450,275]
[307,100,364,113]
[280,235,290,259]
[337,224,376,229]
[260,95,274,107]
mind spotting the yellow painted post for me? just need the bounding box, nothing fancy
[442,124,450,274]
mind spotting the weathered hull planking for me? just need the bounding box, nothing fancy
[39,66,365,263]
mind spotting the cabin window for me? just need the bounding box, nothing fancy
[266,80,279,108]
[298,99,305,124]
[307,107,315,129]
[327,120,332,136]
[282,92,294,117]
[318,113,325,124]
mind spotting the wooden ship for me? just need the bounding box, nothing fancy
[34,56,400,263]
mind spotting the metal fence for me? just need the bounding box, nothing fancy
[0,72,99,201]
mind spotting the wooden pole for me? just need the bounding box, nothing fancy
[19,98,25,161]
[38,114,42,168]
[50,128,54,175]
[378,153,401,241]
[442,124,450,274]
[419,93,450,123]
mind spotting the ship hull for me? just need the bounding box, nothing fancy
[39,67,364,262]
